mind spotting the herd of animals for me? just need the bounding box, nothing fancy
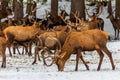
[0,3,119,71]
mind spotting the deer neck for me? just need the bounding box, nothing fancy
[60,42,75,62]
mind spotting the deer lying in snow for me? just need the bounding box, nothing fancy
[53,29,115,71]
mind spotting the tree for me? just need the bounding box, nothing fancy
[115,0,120,19]
[14,0,23,21]
[26,0,33,15]
[0,0,8,20]
[70,0,85,22]
[0,0,8,11]
[12,0,16,12]
[107,0,112,15]
[51,0,58,23]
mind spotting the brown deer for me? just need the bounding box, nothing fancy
[85,5,104,31]
[70,11,99,31]
[32,26,71,65]
[43,9,68,30]
[53,29,115,71]
[106,13,120,40]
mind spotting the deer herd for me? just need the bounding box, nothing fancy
[0,4,119,71]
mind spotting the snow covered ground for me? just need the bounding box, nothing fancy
[1,0,120,80]
[1,41,120,80]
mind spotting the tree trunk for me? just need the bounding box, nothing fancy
[1,0,8,11]
[26,3,32,15]
[0,0,8,20]
[13,0,17,12]
[14,0,23,20]
[115,0,120,19]
[70,0,85,22]
[107,0,112,15]
[51,0,58,22]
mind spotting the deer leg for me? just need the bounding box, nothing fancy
[1,48,6,68]
[102,47,115,70]
[32,46,39,65]
[13,44,16,54]
[96,49,104,71]
[75,50,80,71]
[25,46,28,54]
[16,45,21,55]
[41,47,52,65]
[8,45,12,56]
[117,29,119,40]
[80,53,89,70]
[29,43,32,56]
[22,46,25,55]
[38,51,41,61]
[114,29,117,40]
[75,49,89,71]
[28,43,32,56]
[41,50,47,65]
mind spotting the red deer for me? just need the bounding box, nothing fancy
[54,29,115,71]
[32,26,71,65]
[85,5,104,31]
[43,9,68,30]
[8,40,33,56]
[3,21,42,43]
[68,11,99,31]
[106,13,120,40]
[32,26,89,69]
[3,21,43,56]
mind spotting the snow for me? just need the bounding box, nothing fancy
[0,0,120,80]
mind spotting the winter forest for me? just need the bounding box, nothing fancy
[0,0,120,80]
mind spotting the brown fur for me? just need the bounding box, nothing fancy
[107,14,120,39]
[85,4,104,31]
[56,29,115,71]
[32,27,71,65]
[8,40,33,56]
[3,22,42,56]
[0,37,7,68]
[53,26,67,31]
[79,21,99,31]
[3,22,42,43]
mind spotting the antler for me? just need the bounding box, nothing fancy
[85,6,91,18]
[58,13,67,25]
[45,9,51,18]
[97,4,103,17]
[71,11,81,25]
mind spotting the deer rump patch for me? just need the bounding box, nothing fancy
[45,36,58,48]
